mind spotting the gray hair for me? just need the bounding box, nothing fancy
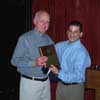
[34,10,50,22]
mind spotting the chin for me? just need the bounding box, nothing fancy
[40,30,47,33]
[69,39,79,43]
[41,31,45,34]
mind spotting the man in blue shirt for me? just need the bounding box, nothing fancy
[11,10,54,100]
[49,20,91,100]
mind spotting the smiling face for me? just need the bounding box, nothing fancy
[34,11,50,33]
[67,25,83,43]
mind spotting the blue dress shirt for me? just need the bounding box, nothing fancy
[11,28,54,78]
[55,40,91,83]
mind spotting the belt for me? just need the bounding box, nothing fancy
[22,75,48,82]
[60,81,79,86]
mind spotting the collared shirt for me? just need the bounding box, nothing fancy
[55,40,91,83]
[11,28,54,78]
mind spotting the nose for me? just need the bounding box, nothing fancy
[70,32,75,36]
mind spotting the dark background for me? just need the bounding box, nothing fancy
[0,0,32,99]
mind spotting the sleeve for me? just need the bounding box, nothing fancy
[11,35,35,74]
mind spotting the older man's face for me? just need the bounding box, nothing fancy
[34,13,50,33]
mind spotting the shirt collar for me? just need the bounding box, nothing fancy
[67,39,81,46]
[33,28,45,37]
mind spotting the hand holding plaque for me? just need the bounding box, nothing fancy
[38,45,59,68]
[35,56,48,66]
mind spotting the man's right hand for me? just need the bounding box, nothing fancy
[35,56,48,66]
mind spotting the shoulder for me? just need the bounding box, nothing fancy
[79,43,89,53]
[75,43,90,57]
[43,34,54,43]
[44,33,52,39]
[55,41,67,47]
[18,30,34,41]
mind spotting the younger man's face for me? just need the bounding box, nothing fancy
[67,25,83,43]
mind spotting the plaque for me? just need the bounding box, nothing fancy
[39,45,59,68]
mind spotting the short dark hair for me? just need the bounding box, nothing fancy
[68,20,83,32]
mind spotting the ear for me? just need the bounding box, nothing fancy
[80,32,83,38]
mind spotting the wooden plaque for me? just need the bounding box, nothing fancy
[39,45,59,68]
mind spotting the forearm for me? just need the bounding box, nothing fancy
[11,56,36,68]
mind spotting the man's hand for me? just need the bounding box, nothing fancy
[49,65,59,74]
[35,56,48,66]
